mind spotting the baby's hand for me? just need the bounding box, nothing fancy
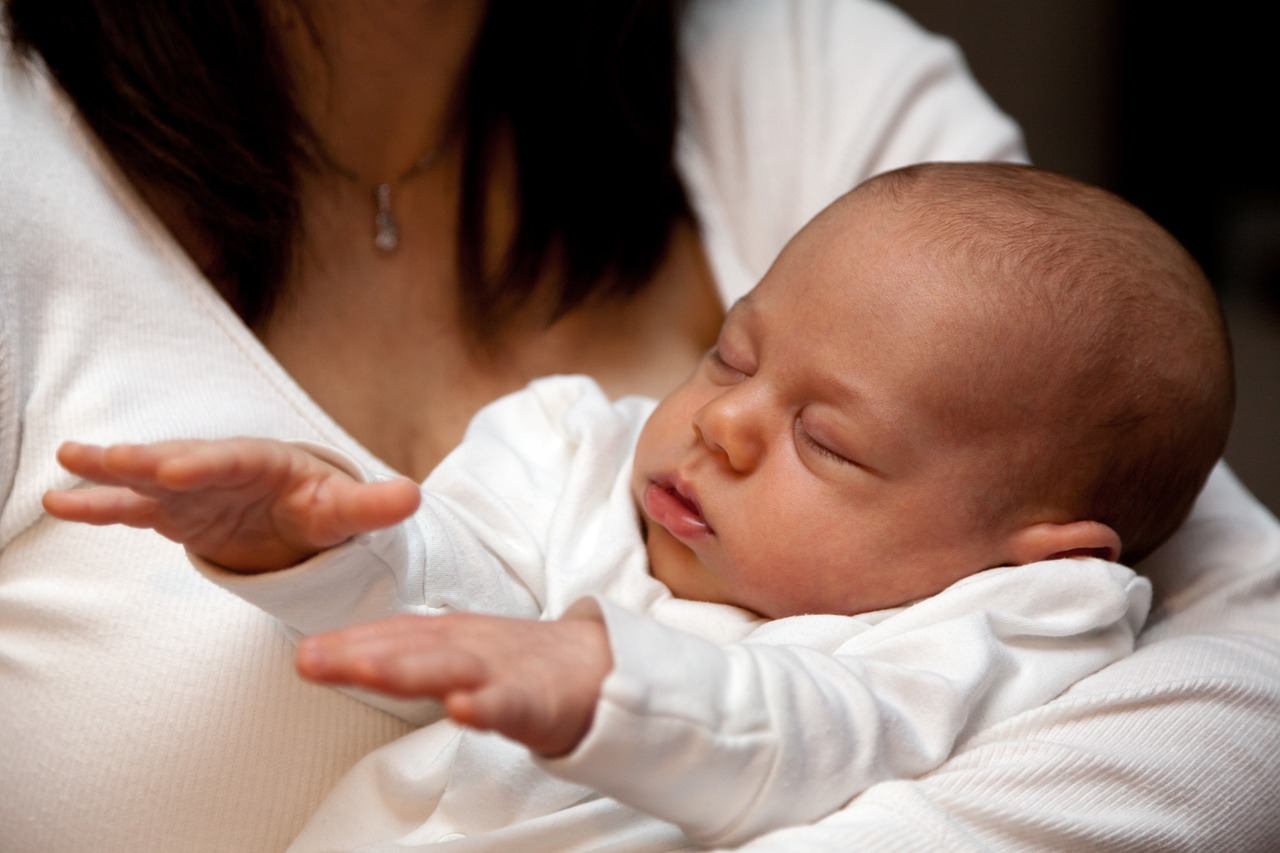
[297,613,612,757]
[43,438,421,572]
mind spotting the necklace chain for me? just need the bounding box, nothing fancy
[372,145,446,252]
[317,138,449,254]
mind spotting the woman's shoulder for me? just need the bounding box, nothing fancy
[681,0,941,65]
[678,0,1023,176]
[1,30,54,229]
[0,27,133,277]
[675,0,1026,302]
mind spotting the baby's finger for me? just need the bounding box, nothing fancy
[58,440,270,502]
[319,477,422,541]
[42,486,159,528]
[447,683,577,757]
[295,630,402,683]
[445,682,528,735]
[56,441,181,492]
[297,630,486,697]
[147,437,293,491]
[54,442,130,486]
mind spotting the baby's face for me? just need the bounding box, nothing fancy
[631,195,1027,618]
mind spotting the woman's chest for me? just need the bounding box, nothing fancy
[263,224,724,480]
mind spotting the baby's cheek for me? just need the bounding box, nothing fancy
[648,530,728,606]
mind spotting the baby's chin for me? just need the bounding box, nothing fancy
[642,525,763,616]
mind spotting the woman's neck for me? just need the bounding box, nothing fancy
[279,0,486,184]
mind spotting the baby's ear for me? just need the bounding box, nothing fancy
[1002,520,1122,565]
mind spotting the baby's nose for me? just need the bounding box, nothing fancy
[692,388,766,472]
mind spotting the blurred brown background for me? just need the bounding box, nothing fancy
[895,0,1280,516]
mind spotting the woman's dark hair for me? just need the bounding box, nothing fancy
[4,1,690,336]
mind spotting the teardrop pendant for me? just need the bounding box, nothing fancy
[373,183,399,252]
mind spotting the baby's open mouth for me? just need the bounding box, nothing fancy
[643,480,713,538]
[666,484,700,516]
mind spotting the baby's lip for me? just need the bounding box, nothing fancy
[643,477,714,539]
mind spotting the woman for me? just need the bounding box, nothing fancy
[2,1,1277,850]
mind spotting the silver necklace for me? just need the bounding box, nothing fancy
[371,146,446,253]
[317,139,449,254]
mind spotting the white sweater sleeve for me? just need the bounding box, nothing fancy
[190,440,544,639]
[542,560,1148,847]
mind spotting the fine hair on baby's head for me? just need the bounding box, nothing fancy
[857,162,1234,564]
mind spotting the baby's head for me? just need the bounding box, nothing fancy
[632,162,1233,619]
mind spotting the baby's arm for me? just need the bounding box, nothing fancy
[290,560,1146,847]
[539,563,1150,847]
[43,438,422,572]
[296,612,612,758]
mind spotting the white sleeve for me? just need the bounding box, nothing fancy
[722,465,1280,851]
[541,560,1148,847]
[191,440,543,639]
[191,378,636,630]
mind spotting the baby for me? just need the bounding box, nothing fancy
[45,163,1233,850]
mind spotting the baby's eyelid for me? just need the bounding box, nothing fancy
[708,343,751,377]
[796,417,854,466]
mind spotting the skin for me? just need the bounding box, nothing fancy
[43,180,1121,758]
